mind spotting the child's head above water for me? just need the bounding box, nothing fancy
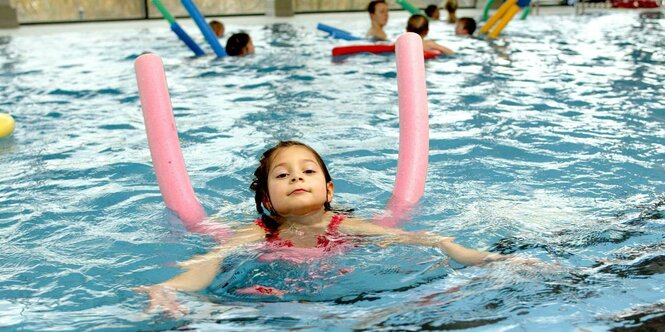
[444,0,458,23]
[424,5,440,20]
[406,15,429,38]
[366,0,389,41]
[209,20,224,37]
[367,0,389,26]
[225,32,255,56]
[250,141,334,226]
[455,17,477,36]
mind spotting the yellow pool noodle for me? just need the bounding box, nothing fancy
[488,4,520,38]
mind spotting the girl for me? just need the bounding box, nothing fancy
[136,141,503,315]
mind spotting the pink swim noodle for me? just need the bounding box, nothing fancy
[134,53,229,241]
[375,33,430,227]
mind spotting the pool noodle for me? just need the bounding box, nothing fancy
[332,44,396,56]
[317,23,364,41]
[151,0,175,24]
[332,44,440,59]
[171,23,206,57]
[180,0,227,57]
[151,0,204,57]
[135,53,229,241]
[482,0,496,20]
[396,0,425,15]
[520,6,531,20]
[488,5,520,38]
[480,0,518,34]
[375,32,429,228]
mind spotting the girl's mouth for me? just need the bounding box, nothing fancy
[289,188,308,195]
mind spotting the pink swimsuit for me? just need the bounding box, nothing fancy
[253,214,348,264]
[234,214,353,297]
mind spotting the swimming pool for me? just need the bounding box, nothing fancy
[1,9,664,331]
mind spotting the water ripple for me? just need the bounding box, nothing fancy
[0,12,663,331]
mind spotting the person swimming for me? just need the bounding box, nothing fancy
[366,0,389,41]
[406,15,455,55]
[135,140,507,316]
[225,32,255,56]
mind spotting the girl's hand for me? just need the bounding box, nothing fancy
[134,285,189,318]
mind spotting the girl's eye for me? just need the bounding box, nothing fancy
[304,169,316,174]
[276,173,288,179]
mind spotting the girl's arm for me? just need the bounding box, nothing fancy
[135,223,265,315]
[339,218,500,266]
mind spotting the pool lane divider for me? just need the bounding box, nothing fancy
[151,0,204,57]
[374,32,429,228]
[135,53,230,241]
[180,0,227,57]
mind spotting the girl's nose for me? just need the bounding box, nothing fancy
[291,174,303,182]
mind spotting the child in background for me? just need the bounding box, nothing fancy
[425,5,441,20]
[444,0,458,23]
[455,17,477,36]
[366,0,389,41]
[406,15,454,55]
[135,141,508,315]
[209,20,224,38]
[225,32,255,56]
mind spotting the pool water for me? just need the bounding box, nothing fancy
[1,10,664,331]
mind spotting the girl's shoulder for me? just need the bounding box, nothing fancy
[327,213,350,232]
[335,215,369,233]
[337,216,408,237]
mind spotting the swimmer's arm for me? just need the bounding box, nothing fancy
[155,224,265,292]
[135,224,265,315]
[424,40,454,55]
[339,218,498,266]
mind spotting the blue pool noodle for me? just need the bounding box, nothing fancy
[170,22,205,57]
[180,0,227,57]
[317,23,364,41]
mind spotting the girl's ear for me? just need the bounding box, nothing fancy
[326,181,334,203]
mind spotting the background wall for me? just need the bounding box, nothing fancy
[8,0,480,24]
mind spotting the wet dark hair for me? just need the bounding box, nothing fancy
[406,15,429,36]
[225,32,251,56]
[367,0,386,14]
[458,17,477,35]
[424,5,439,18]
[250,141,333,232]
[444,0,458,23]
[444,0,458,12]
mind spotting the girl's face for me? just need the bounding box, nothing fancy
[265,146,333,217]
[371,3,389,27]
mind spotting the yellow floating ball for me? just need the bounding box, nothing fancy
[0,113,16,138]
